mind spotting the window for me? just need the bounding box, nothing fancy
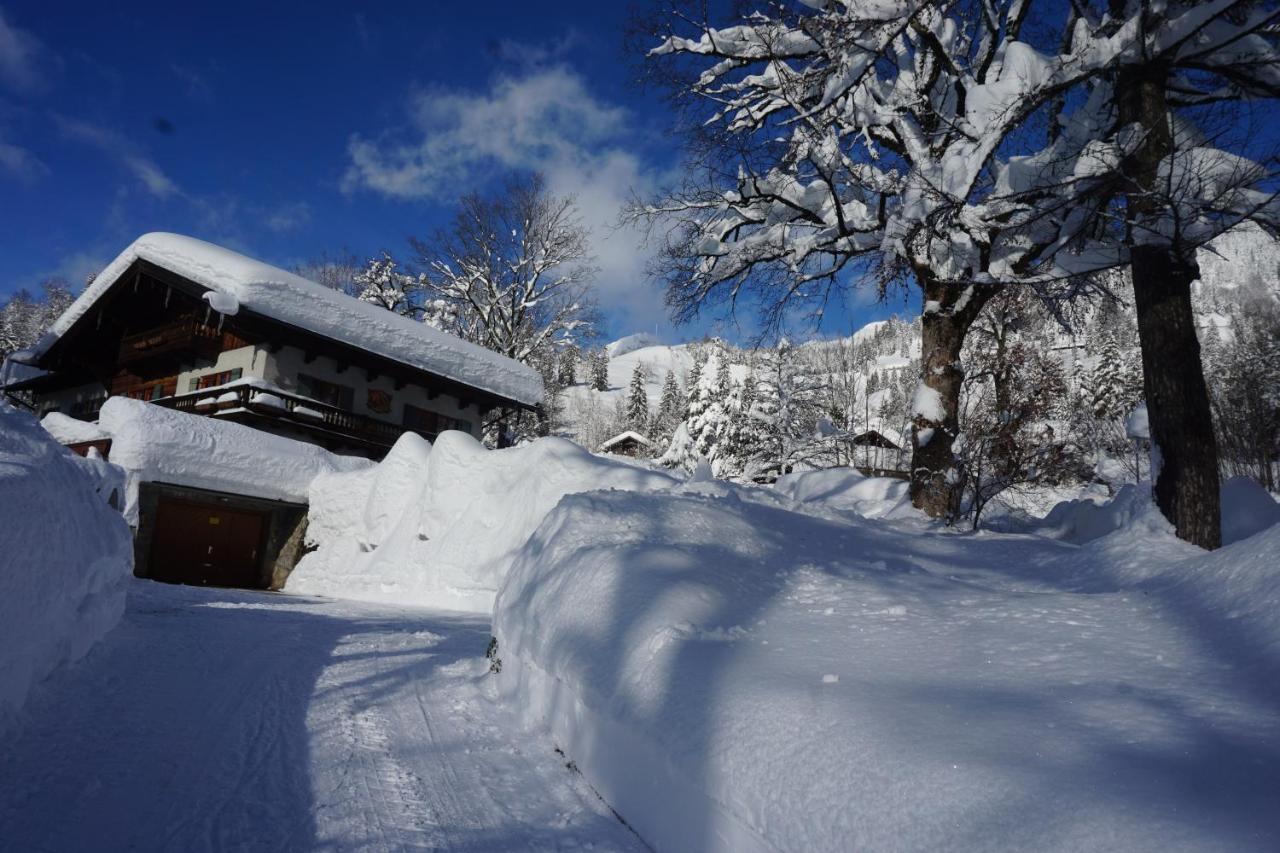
[187,368,243,392]
[128,380,170,401]
[403,404,472,437]
[69,394,107,420]
[298,374,354,410]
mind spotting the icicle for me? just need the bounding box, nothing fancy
[217,313,225,334]
[95,311,102,330]
[164,287,171,308]
[203,305,211,326]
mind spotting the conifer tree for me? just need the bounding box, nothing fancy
[625,364,650,434]
[1091,337,1128,421]
[654,369,683,442]
[557,345,579,388]
[588,349,609,392]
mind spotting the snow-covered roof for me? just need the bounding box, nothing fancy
[30,233,543,406]
[599,431,654,451]
[96,397,371,524]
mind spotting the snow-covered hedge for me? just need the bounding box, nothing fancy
[0,402,133,727]
[287,431,676,611]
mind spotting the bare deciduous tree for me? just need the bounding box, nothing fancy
[412,174,597,365]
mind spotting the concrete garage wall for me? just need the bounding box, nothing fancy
[133,481,309,590]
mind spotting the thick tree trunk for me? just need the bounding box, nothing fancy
[1130,248,1222,548]
[1116,61,1222,549]
[909,275,997,519]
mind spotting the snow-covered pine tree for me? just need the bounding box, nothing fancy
[684,348,706,418]
[689,347,733,468]
[624,364,650,434]
[1090,337,1128,421]
[654,369,683,442]
[588,349,609,392]
[557,345,579,388]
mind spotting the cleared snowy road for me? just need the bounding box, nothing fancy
[0,580,644,852]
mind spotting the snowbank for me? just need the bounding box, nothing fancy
[97,397,370,524]
[40,412,110,444]
[773,467,914,519]
[1220,475,1280,545]
[29,232,542,406]
[1043,477,1280,547]
[287,432,677,611]
[0,402,133,727]
[494,483,1280,852]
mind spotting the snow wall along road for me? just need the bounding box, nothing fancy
[0,401,133,728]
[286,430,677,612]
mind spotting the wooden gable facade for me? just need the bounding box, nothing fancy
[11,259,534,459]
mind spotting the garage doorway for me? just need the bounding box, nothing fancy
[149,498,269,589]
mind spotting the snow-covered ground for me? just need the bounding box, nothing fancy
[7,415,1279,852]
[0,580,644,852]
[491,465,1280,852]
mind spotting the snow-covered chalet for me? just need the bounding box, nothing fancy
[2,232,542,590]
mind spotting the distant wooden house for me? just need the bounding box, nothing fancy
[847,428,908,479]
[599,431,655,458]
[849,429,901,450]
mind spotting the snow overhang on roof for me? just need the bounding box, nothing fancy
[28,233,544,407]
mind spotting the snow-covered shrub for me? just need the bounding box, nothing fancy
[287,430,676,611]
[0,401,133,727]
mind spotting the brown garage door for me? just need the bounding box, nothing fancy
[150,498,268,589]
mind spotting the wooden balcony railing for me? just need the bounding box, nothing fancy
[118,316,221,367]
[160,384,428,449]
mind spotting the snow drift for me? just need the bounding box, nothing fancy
[1043,477,1280,546]
[95,397,370,525]
[773,467,914,519]
[287,431,677,611]
[0,401,133,728]
[493,482,1280,852]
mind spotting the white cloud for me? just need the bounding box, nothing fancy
[489,32,582,67]
[343,65,668,330]
[0,8,49,94]
[0,135,44,179]
[263,201,311,233]
[53,114,180,198]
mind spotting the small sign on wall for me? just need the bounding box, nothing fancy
[367,389,392,414]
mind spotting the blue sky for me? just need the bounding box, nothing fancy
[0,1,904,342]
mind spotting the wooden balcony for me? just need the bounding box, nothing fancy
[159,384,429,451]
[118,316,221,368]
